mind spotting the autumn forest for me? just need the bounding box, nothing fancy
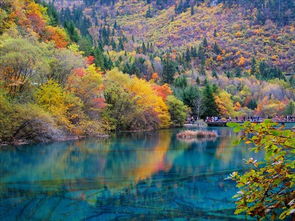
[0,0,294,144]
[0,0,294,220]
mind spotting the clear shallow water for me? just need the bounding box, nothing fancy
[0,127,263,221]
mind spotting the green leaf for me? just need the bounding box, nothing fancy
[227,122,239,128]
[234,208,246,214]
[233,127,242,133]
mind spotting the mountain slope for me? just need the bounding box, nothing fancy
[47,0,295,75]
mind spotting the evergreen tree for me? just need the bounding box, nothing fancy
[213,42,221,54]
[174,75,187,88]
[250,57,257,75]
[202,37,208,48]
[64,21,80,42]
[94,47,105,69]
[111,38,117,50]
[258,62,285,80]
[190,4,195,15]
[146,6,152,18]
[226,71,233,78]
[290,76,295,88]
[191,46,197,57]
[162,59,178,84]
[118,38,124,50]
[43,2,59,26]
[142,42,147,54]
[212,69,218,78]
[247,99,257,110]
[181,85,201,116]
[213,29,217,37]
[78,36,93,56]
[199,64,206,76]
[175,1,183,14]
[212,84,218,93]
[104,56,113,70]
[235,67,242,77]
[201,83,219,118]
[123,62,131,74]
[197,45,206,60]
[284,101,295,115]
[156,0,165,9]
[185,48,191,62]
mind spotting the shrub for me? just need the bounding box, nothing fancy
[166,95,188,126]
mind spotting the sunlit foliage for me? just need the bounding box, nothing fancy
[228,121,295,220]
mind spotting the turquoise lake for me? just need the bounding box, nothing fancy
[0,127,264,220]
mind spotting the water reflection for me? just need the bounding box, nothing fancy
[0,128,259,220]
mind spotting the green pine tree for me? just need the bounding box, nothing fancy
[250,57,257,75]
[162,59,178,84]
[201,83,219,118]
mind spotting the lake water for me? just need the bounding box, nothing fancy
[0,127,263,220]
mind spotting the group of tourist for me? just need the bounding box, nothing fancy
[186,116,295,124]
[205,116,263,123]
[205,116,295,123]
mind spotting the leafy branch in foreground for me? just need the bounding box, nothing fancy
[227,120,295,220]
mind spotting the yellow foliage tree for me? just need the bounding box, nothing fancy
[234,102,241,111]
[255,97,287,117]
[217,55,223,61]
[237,56,246,66]
[35,80,83,129]
[127,78,171,128]
[214,90,238,117]
[106,68,171,128]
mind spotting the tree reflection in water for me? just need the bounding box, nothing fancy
[0,128,259,220]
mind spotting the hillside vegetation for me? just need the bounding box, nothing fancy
[0,0,294,144]
[45,0,295,117]
[49,0,295,74]
[0,0,188,144]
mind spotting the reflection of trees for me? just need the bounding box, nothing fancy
[0,139,112,202]
[0,129,259,220]
[215,135,238,165]
[171,128,245,177]
[126,130,171,183]
[0,130,191,209]
[100,130,189,189]
[0,139,111,182]
[214,129,258,169]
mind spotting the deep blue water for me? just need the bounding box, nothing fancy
[0,127,264,220]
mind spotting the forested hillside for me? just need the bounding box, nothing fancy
[0,0,294,144]
[47,0,295,75]
[45,0,295,117]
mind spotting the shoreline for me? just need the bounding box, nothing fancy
[0,134,109,147]
[0,126,183,147]
[2,121,293,146]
